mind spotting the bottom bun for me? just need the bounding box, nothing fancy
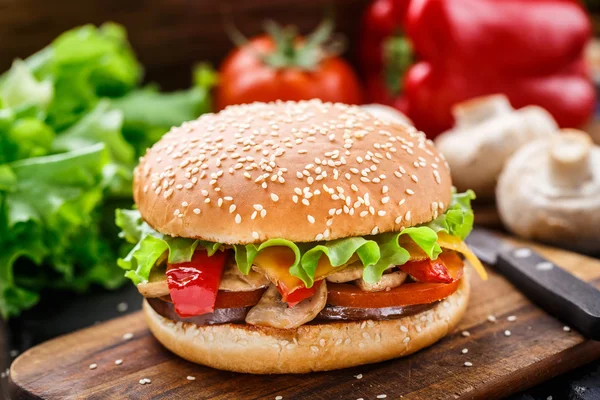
[143,270,470,374]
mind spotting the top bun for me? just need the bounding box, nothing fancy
[133,100,452,244]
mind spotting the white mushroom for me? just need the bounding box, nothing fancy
[245,282,327,329]
[355,270,407,292]
[361,104,413,127]
[435,94,558,199]
[497,129,600,254]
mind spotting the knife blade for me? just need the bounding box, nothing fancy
[465,227,600,340]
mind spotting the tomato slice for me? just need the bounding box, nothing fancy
[327,252,464,308]
[214,289,266,309]
[166,250,227,317]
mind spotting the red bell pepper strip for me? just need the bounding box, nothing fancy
[403,0,595,136]
[399,258,453,284]
[278,280,323,307]
[166,250,227,318]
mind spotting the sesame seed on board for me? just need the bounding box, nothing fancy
[135,100,450,242]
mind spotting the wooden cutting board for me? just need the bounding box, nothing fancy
[8,237,600,400]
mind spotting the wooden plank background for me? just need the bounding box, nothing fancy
[0,0,371,90]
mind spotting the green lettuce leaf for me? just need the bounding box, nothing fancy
[111,64,216,157]
[1,60,53,111]
[115,191,475,287]
[0,144,127,318]
[426,189,476,240]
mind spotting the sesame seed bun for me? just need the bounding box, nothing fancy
[143,270,470,374]
[133,100,452,244]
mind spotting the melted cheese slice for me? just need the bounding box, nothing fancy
[437,232,488,280]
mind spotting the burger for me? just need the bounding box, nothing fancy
[116,100,486,374]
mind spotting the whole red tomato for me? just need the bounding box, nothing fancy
[216,22,363,110]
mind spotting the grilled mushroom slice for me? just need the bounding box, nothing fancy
[355,270,408,292]
[245,282,328,329]
[435,94,558,199]
[137,262,169,298]
[497,129,600,254]
[220,261,270,292]
[326,261,365,283]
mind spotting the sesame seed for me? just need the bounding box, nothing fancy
[270,193,279,202]
[377,395,387,399]
[507,315,517,322]
[235,214,242,224]
[487,315,496,323]
[462,348,468,354]
[395,216,403,224]
[563,326,571,332]
[193,208,201,215]
[402,336,410,343]
[187,376,196,381]
[355,374,363,379]
[229,205,236,213]
[275,397,283,400]
[504,330,512,336]
[115,359,123,365]
[123,332,134,340]
[406,188,415,195]
[461,331,470,337]
[464,362,473,367]
[307,215,315,224]
[252,231,259,239]
[89,363,97,370]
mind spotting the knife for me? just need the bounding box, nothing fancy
[465,227,600,340]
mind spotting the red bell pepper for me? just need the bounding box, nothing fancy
[399,258,453,284]
[278,280,323,307]
[403,0,595,136]
[360,0,412,106]
[166,250,227,317]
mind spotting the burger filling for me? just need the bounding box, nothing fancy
[117,190,486,329]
